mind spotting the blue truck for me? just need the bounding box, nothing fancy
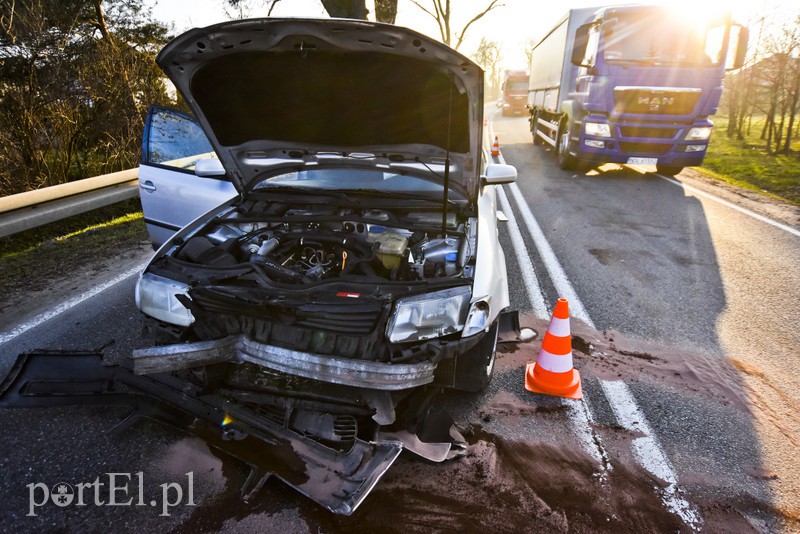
[527,5,748,174]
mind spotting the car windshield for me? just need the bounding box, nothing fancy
[602,12,724,67]
[253,168,452,198]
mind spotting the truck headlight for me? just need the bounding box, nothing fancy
[387,286,471,343]
[584,122,611,138]
[135,273,194,327]
[685,127,712,140]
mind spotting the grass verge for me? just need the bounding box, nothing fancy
[700,116,800,206]
[0,199,150,299]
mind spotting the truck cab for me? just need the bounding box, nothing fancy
[500,70,529,116]
[528,5,748,174]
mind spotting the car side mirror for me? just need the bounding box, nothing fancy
[483,163,517,185]
[195,158,225,177]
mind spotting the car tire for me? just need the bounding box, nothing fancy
[557,120,578,171]
[451,321,499,393]
[656,164,683,176]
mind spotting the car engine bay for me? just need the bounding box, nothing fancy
[165,198,477,285]
[142,197,481,362]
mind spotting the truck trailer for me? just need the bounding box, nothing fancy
[527,5,748,174]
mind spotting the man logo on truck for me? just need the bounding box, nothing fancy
[639,96,675,109]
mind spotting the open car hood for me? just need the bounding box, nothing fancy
[157,18,485,198]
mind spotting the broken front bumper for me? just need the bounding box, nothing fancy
[132,335,438,390]
[0,351,404,515]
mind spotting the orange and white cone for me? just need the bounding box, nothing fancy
[525,298,582,400]
[491,136,500,156]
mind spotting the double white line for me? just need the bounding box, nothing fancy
[486,113,700,528]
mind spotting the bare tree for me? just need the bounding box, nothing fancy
[0,0,170,195]
[753,18,800,154]
[523,37,537,71]
[319,0,367,19]
[472,37,501,98]
[226,0,399,22]
[722,12,800,157]
[409,0,503,50]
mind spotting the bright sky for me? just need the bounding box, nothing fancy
[147,0,796,69]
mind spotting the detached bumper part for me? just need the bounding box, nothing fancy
[0,351,402,515]
[132,335,437,390]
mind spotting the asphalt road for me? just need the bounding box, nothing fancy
[0,110,798,532]
[490,110,800,529]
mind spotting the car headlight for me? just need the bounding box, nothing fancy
[584,122,611,137]
[387,286,471,343]
[135,273,194,327]
[462,298,491,338]
[685,126,712,140]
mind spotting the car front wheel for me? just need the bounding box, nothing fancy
[451,321,499,393]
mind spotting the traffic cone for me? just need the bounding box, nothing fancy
[525,298,582,400]
[491,136,500,156]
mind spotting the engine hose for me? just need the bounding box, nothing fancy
[260,258,304,283]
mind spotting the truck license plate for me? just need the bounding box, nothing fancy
[626,157,658,165]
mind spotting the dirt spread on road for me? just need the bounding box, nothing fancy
[498,315,752,415]
[169,419,767,534]
[161,314,789,533]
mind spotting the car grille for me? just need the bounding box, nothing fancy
[189,288,387,358]
[294,306,378,335]
[239,400,358,451]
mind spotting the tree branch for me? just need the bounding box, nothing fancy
[455,0,503,51]
[267,0,282,16]
[411,0,446,45]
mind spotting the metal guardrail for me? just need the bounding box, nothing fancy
[0,168,139,239]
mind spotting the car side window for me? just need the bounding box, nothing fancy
[145,107,215,170]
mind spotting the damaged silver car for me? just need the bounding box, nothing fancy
[132,18,517,513]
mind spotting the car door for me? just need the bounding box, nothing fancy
[139,106,237,247]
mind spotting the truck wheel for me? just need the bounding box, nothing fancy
[656,164,684,176]
[531,112,543,146]
[557,121,578,171]
[451,321,499,393]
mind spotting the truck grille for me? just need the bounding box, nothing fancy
[619,126,679,139]
[614,87,700,115]
[619,142,673,155]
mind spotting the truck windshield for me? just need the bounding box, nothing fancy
[505,80,528,91]
[602,11,725,67]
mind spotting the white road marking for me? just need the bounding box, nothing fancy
[657,174,800,238]
[505,182,595,327]
[600,380,702,528]
[563,394,610,473]
[0,262,147,346]
[488,112,609,472]
[496,187,549,320]
[487,112,592,325]
[488,111,700,527]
